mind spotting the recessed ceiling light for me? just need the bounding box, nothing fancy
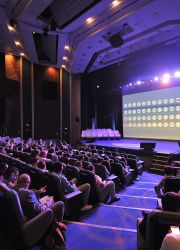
[112,0,122,7]
[63,56,67,61]
[86,17,94,24]
[15,41,21,46]
[64,45,69,50]
[62,65,66,68]
[20,52,25,56]
[8,25,14,31]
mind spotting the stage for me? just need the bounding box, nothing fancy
[84,138,180,154]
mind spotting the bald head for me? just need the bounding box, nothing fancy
[17,174,31,189]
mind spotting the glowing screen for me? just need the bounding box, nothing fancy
[123,86,180,140]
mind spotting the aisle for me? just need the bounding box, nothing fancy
[65,171,161,250]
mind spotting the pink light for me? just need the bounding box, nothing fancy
[162,74,170,84]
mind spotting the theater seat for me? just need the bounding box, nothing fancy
[137,209,180,250]
[0,183,53,250]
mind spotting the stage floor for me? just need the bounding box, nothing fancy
[84,138,180,154]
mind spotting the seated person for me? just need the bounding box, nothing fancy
[3,167,19,188]
[0,162,8,182]
[155,166,174,198]
[85,164,120,204]
[52,162,92,211]
[37,161,49,173]
[15,173,65,224]
[160,231,180,250]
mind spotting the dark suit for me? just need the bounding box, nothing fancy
[15,188,64,221]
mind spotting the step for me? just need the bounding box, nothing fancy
[149,168,164,175]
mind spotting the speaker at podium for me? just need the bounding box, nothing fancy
[140,142,156,151]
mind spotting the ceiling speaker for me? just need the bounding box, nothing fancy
[108,33,124,48]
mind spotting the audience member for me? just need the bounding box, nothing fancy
[52,162,92,211]
[3,167,19,188]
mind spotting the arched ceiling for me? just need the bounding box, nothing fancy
[1,0,180,73]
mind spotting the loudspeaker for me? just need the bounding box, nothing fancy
[108,33,124,48]
[140,142,156,151]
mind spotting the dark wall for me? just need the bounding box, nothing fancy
[81,43,180,134]
[34,64,59,139]
[22,58,32,139]
[0,53,20,136]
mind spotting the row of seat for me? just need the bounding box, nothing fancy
[81,128,121,139]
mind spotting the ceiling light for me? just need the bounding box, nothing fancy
[63,56,67,61]
[112,0,121,7]
[162,73,170,84]
[86,17,94,24]
[8,25,14,31]
[64,45,69,50]
[174,71,180,78]
[15,41,21,46]
[20,52,25,56]
[62,65,66,68]
[154,76,159,81]
[9,18,17,28]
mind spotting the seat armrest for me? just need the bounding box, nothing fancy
[65,190,82,199]
[107,174,118,181]
[23,208,53,247]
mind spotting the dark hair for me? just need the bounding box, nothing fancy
[0,162,7,176]
[53,162,64,173]
[164,166,174,176]
[3,167,19,181]
[38,161,46,170]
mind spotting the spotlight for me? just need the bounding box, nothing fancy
[43,27,49,36]
[137,81,141,85]
[162,73,170,84]
[154,76,159,81]
[174,71,180,78]
[129,83,133,86]
[9,18,17,28]
[96,85,100,88]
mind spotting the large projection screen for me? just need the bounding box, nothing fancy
[123,86,180,140]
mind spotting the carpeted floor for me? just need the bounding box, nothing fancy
[65,171,162,250]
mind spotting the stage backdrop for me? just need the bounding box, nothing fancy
[123,85,180,140]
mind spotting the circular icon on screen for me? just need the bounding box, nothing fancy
[142,109,146,113]
[129,117,132,121]
[147,101,151,106]
[152,108,156,112]
[129,123,132,127]
[175,97,180,103]
[163,115,168,120]
[142,116,146,120]
[176,114,180,119]
[169,98,174,104]
[163,122,168,127]
[152,123,157,127]
[137,116,141,121]
[163,107,168,112]
[147,108,151,113]
[124,111,127,114]
[147,123,151,127]
[176,106,180,111]
[169,115,175,120]
[169,106,174,112]
[142,101,146,106]
[152,100,156,105]
[124,104,127,108]
[137,102,141,106]
[158,122,163,127]
[133,117,136,121]
[138,123,141,127]
[137,109,141,114]
[176,122,180,127]
[132,103,136,107]
[157,100,162,105]
[128,103,132,107]
[163,99,168,104]
[133,123,136,127]
[147,116,151,120]
[158,107,162,112]
[152,116,157,120]
[158,115,162,120]
[124,117,128,121]
[142,123,146,127]
[169,122,175,127]
[128,110,132,114]
[132,110,136,114]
